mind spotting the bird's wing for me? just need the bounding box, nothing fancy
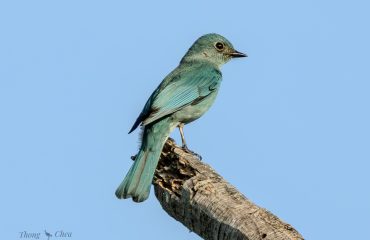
[141,66,222,126]
[128,87,160,133]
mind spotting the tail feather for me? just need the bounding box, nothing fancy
[115,149,152,202]
[115,118,176,202]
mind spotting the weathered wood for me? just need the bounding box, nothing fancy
[154,138,304,240]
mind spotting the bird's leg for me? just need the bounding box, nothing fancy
[178,123,202,160]
[178,123,188,149]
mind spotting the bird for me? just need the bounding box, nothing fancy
[44,230,52,240]
[115,33,247,202]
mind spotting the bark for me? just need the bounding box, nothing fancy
[153,138,304,240]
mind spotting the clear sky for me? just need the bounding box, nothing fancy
[1,1,369,239]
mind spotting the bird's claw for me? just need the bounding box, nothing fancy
[181,145,202,160]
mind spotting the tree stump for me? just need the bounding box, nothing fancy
[153,138,304,240]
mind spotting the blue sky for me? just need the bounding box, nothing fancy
[1,1,369,239]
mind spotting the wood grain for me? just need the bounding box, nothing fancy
[153,138,304,240]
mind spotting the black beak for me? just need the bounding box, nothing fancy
[228,50,247,58]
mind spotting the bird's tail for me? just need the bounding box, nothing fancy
[115,118,175,202]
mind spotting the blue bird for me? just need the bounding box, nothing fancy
[115,33,246,202]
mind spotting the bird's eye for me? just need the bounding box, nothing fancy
[215,42,224,51]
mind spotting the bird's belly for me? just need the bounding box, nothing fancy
[172,91,218,124]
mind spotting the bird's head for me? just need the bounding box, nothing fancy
[181,33,247,66]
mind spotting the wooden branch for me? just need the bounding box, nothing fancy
[153,138,304,240]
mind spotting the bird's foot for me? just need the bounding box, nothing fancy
[181,145,202,160]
